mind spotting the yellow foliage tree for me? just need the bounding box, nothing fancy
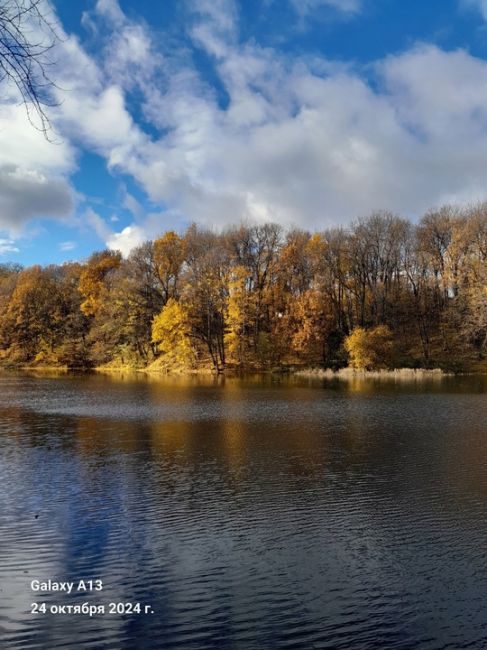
[344,325,394,370]
[79,251,121,317]
[291,289,333,363]
[151,298,194,365]
[224,266,255,365]
[153,231,187,301]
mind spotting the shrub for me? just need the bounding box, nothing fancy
[344,325,394,370]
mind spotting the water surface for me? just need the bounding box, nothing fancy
[1,372,487,649]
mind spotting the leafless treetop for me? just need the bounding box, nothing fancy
[0,0,60,137]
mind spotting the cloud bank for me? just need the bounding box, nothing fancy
[88,1,487,243]
[4,0,487,256]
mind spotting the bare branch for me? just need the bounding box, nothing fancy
[0,0,62,139]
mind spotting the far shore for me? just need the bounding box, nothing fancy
[294,367,455,379]
[93,363,462,379]
[2,363,483,379]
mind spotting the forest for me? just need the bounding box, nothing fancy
[0,204,486,373]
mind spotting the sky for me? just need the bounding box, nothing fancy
[3,0,487,265]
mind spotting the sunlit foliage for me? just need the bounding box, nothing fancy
[344,325,394,370]
[1,204,487,372]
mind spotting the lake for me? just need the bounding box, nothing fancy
[1,372,487,649]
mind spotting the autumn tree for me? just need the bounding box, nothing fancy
[183,228,229,371]
[153,231,187,303]
[461,204,487,359]
[291,289,334,364]
[86,243,166,367]
[50,262,91,367]
[225,265,254,366]
[152,298,194,367]
[224,223,282,365]
[0,265,79,363]
[78,250,121,317]
[344,325,394,370]
[0,204,485,373]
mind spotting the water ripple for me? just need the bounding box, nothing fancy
[0,373,487,649]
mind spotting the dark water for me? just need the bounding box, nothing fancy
[1,372,487,650]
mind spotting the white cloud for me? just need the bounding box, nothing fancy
[57,84,142,156]
[0,166,74,233]
[0,102,75,175]
[0,4,148,240]
[7,0,487,257]
[191,0,238,36]
[59,241,76,251]
[95,0,125,26]
[379,45,487,138]
[0,35,76,235]
[88,0,165,92]
[190,0,238,57]
[111,34,487,232]
[85,208,112,242]
[106,225,147,256]
[122,190,143,218]
[462,0,487,21]
[85,208,146,256]
[67,3,487,239]
[0,239,19,255]
[177,4,487,224]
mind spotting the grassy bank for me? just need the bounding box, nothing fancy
[2,357,484,378]
[294,367,454,380]
[95,362,458,379]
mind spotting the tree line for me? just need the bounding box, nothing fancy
[0,204,486,372]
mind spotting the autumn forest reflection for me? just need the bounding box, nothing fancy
[1,372,487,649]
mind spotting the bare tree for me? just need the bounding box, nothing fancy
[0,0,60,136]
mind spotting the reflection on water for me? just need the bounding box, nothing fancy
[1,372,487,649]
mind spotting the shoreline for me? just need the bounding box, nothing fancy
[2,363,484,379]
[89,364,460,379]
[294,367,455,379]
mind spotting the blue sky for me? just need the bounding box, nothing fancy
[2,0,487,265]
